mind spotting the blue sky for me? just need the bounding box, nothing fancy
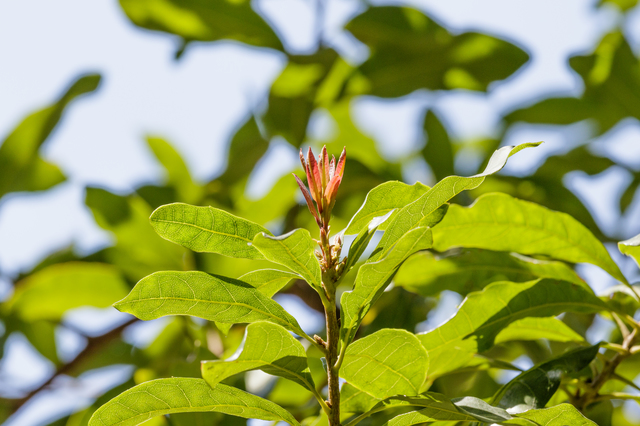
[1,0,640,425]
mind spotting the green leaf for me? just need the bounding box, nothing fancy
[422,110,454,182]
[252,229,323,293]
[493,345,599,411]
[374,143,541,262]
[146,137,202,203]
[118,0,284,52]
[619,233,640,269]
[7,262,129,322]
[341,226,433,346]
[452,397,512,424]
[395,249,586,297]
[380,394,497,426]
[263,49,338,146]
[0,74,100,198]
[202,321,315,391]
[432,192,628,284]
[511,404,597,425]
[88,378,299,426]
[343,211,394,274]
[418,279,609,378]
[340,329,428,399]
[494,317,585,344]
[345,181,430,235]
[238,269,299,298]
[150,203,271,259]
[114,271,308,338]
[340,383,380,416]
[506,32,640,135]
[217,117,269,187]
[346,6,529,97]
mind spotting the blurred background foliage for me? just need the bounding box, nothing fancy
[1,0,640,425]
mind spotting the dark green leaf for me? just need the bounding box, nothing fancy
[346,6,529,97]
[422,110,454,181]
[88,378,299,426]
[217,116,269,186]
[494,345,600,411]
[150,203,271,259]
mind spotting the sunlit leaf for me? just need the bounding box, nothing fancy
[118,0,284,52]
[150,203,271,259]
[432,192,628,284]
[345,181,430,235]
[341,226,433,346]
[395,249,586,297]
[418,279,609,378]
[114,271,308,338]
[494,345,599,411]
[373,143,541,262]
[0,74,100,198]
[252,229,323,293]
[202,321,315,391]
[238,269,299,297]
[346,6,529,97]
[340,383,379,417]
[619,232,640,268]
[7,262,129,322]
[341,329,428,399]
[495,317,585,344]
[511,404,597,425]
[88,378,299,426]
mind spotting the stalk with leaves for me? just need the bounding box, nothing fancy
[89,142,640,426]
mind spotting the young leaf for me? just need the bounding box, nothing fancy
[493,344,600,411]
[345,181,430,235]
[373,142,541,262]
[252,229,323,293]
[202,321,315,392]
[238,269,299,298]
[511,404,597,425]
[341,226,433,346]
[395,249,586,297]
[87,378,299,426]
[418,279,609,379]
[432,192,628,284]
[114,271,308,338]
[495,317,585,344]
[340,329,428,399]
[619,232,640,268]
[150,203,271,259]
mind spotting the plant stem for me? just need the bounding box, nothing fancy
[325,292,341,426]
